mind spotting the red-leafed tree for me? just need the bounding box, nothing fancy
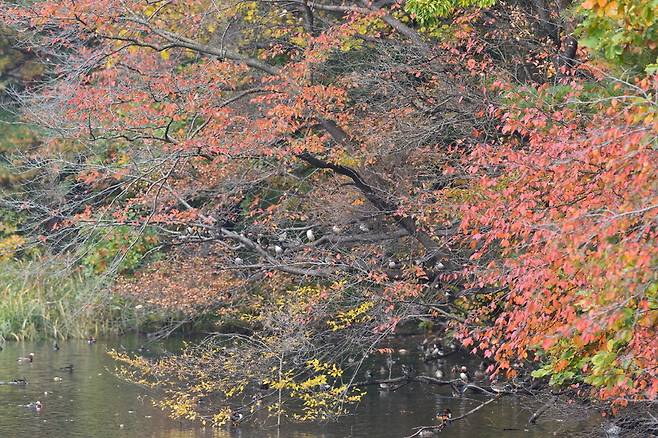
[1,0,656,430]
[459,78,658,401]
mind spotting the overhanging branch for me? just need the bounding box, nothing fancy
[297,151,447,261]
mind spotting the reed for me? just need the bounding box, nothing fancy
[0,259,159,341]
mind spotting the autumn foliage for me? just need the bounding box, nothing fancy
[1,0,656,426]
[459,77,658,400]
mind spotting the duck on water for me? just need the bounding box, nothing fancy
[17,353,34,364]
[0,378,28,385]
[22,401,42,411]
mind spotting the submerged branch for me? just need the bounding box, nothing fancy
[405,395,503,438]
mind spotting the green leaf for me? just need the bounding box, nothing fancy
[645,63,658,74]
[531,367,552,378]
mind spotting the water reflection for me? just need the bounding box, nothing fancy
[0,337,589,437]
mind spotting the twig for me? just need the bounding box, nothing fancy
[451,395,501,421]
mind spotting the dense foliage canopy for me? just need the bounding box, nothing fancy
[1,0,656,427]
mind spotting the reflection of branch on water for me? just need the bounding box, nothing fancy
[404,395,503,438]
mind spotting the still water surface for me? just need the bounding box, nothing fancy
[0,337,589,437]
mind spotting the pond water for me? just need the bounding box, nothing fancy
[0,336,593,437]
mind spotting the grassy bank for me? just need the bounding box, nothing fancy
[0,259,173,342]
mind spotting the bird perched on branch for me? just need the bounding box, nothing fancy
[437,408,452,425]
[459,366,470,382]
[490,379,512,394]
[306,229,315,241]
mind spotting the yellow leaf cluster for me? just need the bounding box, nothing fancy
[327,301,374,331]
[0,234,24,261]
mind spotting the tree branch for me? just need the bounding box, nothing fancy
[126,17,281,75]
[297,152,447,261]
[219,227,334,277]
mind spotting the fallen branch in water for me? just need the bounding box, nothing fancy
[461,383,494,395]
[451,395,502,421]
[413,375,459,386]
[404,394,503,438]
[351,374,515,397]
[528,396,556,424]
[350,375,408,388]
[351,375,456,388]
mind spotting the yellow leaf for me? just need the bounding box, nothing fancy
[603,0,618,16]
